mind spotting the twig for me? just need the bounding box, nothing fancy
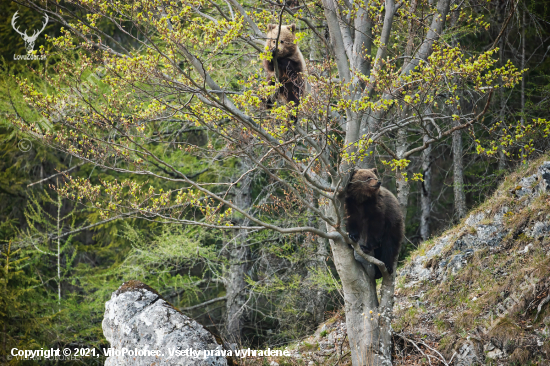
[331,350,350,366]
[27,162,85,187]
[180,296,228,311]
[490,0,518,50]
[395,333,453,366]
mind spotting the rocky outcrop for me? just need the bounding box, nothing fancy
[512,161,550,198]
[398,204,509,284]
[395,161,550,365]
[102,280,227,366]
[399,161,550,286]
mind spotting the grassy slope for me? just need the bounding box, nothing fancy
[394,154,550,365]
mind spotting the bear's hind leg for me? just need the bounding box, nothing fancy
[374,245,397,278]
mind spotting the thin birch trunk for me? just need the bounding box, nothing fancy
[452,119,466,218]
[521,5,525,124]
[420,126,432,241]
[396,105,411,223]
[396,127,410,221]
[450,7,466,219]
[394,0,417,221]
[57,191,61,306]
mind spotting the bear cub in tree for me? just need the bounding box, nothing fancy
[263,24,306,108]
[345,168,404,279]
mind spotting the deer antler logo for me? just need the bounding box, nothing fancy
[12,11,49,53]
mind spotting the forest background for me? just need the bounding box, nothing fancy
[0,0,549,364]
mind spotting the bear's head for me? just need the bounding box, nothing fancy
[346,168,381,201]
[266,24,298,58]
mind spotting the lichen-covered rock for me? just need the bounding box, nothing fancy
[527,221,550,239]
[515,174,539,197]
[398,236,450,282]
[102,280,227,366]
[453,338,485,366]
[512,161,550,198]
[538,161,550,192]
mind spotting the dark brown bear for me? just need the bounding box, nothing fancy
[345,168,404,279]
[263,24,306,108]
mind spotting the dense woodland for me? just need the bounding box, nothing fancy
[0,0,549,364]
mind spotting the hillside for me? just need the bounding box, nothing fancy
[271,156,550,366]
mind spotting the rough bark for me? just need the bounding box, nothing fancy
[224,161,252,343]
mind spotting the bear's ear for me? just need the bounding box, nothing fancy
[288,23,296,33]
[371,168,378,175]
[267,24,276,31]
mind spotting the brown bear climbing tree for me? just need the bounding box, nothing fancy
[345,168,405,279]
[262,24,306,109]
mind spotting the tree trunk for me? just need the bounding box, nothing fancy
[57,192,62,306]
[224,161,252,343]
[448,4,467,220]
[452,121,466,219]
[311,236,329,324]
[420,128,432,241]
[225,239,250,343]
[396,117,410,223]
[521,4,525,125]
[520,4,526,161]
[497,0,507,171]
[303,193,330,325]
[498,57,506,171]
[325,198,394,366]
[393,0,418,221]
[309,20,327,63]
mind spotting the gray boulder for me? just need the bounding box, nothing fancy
[102,280,228,366]
[512,161,550,198]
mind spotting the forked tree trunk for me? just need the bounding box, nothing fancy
[326,198,394,366]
